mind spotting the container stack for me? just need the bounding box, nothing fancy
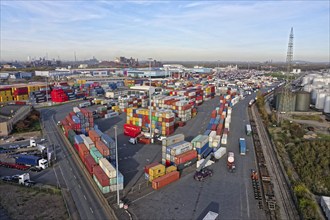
[191,135,212,160]
[61,108,94,135]
[12,87,29,101]
[203,85,215,101]
[30,91,47,103]
[126,108,175,136]
[174,101,192,122]
[161,134,195,167]
[61,116,124,194]
[51,88,68,103]
[0,87,13,102]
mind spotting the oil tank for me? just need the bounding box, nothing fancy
[323,96,330,114]
[275,91,296,112]
[315,92,327,110]
[301,77,309,86]
[311,88,323,105]
[303,84,313,93]
[295,91,311,112]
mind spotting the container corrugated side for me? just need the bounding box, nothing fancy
[93,175,110,194]
[152,171,180,190]
[162,134,185,147]
[93,165,110,186]
[99,158,116,178]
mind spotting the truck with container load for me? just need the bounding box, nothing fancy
[227,152,236,172]
[239,138,246,155]
[15,155,48,169]
[246,124,252,136]
[78,101,91,108]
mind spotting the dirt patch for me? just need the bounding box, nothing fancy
[0,183,68,220]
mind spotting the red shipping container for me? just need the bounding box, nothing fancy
[124,124,141,138]
[152,171,180,190]
[84,154,97,176]
[95,140,110,157]
[74,143,79,152]
[211,124,217,131]
[78,143,89,156]
[15,101,26,105]
[93,165,110,187]
[144,162,159,174]
[175,150,197,165]
[211,110,217,118]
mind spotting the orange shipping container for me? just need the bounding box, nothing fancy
[174,150,197,165]
[95,140,110,157]
[78,143,89,163]
[152,171,180,190]
[88,130,101,142]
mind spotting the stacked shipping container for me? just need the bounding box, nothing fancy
[126,108,175,136]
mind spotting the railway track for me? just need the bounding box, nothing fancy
[248,104,299,220]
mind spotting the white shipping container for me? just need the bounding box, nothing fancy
[170,141,193,156]
[99,158,117,178]
[208,131,217,143]
[225,122,230,131]
[195,135,209,149]
[214,147,226,159]
[73,107,80,113]
[221,134,228,145]
[212,136,221,147]
[82,136,95,150]
[162,134,185,147]
[109,183,124,192]
[196,159,214,168]
[226,116,231,124]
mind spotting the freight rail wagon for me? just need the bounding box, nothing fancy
[239,138,246,155]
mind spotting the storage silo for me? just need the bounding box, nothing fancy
[275,90,296,112]
[301,76,311,86]
[295,91,311,112]
[323,96,330,114]
[303,84,313,93]
[315,92,327,110]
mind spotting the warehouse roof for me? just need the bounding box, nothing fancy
[0,104,24,119]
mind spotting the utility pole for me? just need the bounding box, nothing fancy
[114,125,120,206]
[148,58,153,143]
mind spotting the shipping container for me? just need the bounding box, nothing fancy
[177,157,197,171]
[93,165,110,187]
[152,171,180,190]
[99,158,116,178]
[84,154,97,175]
[162,134,185,147]
[90,147,103,164]
[144,162,160,175]
[95,140,110,157]
[239,138,246,155]
[246,124,252,136]
[174,150,197,165]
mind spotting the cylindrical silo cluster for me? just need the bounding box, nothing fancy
[301,72,330,113]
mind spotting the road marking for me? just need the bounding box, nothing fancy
[246,186,250,218]
[84,195,87,200]
[78,184,81,189]
[90,207,93,213]
[131,191,155,204]
[74,175,76,179]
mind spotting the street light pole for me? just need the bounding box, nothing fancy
[114,125,120,206]
[148,58,153,143]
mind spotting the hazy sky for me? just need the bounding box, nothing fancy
[1,1,329,62]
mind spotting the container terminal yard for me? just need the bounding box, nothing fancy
[1,65,330,220]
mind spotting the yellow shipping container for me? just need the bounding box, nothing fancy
[149,164,165,177]
[0,90,12,96]
[166,166,177,174]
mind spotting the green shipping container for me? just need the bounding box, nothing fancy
[90,147,103,164]
[93,175,110,194]
[191,134,202,148]
[68,129,76,146]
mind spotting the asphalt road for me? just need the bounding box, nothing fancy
[40,107,112,220]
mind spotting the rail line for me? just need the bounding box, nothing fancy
[248,104,299,220]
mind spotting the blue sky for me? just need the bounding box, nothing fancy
[1,0,329,62]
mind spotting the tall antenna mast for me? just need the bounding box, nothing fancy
[278,27,294,124]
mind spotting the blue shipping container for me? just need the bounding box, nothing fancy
[239,138,246,155]
[196,142,209,155]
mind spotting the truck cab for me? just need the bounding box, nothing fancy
[227,152,236,173]
[38,159,48,169]
[128,137,137,145]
